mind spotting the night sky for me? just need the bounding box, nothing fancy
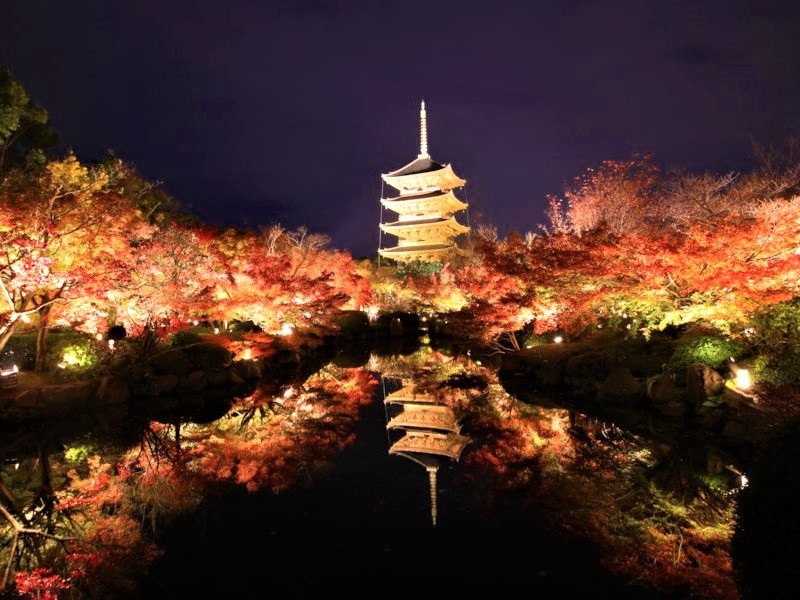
[2,0,799,259]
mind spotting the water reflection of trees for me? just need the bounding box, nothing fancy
[1,364,377,598]
[1,349,743,599]
[375,348,740,599]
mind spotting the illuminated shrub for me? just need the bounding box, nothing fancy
[45,334,103,378]
[395,259,442,277]
[748,298,800,353]
[601,298,672,338]
[667,335,743,381]
[752,350,800,388]
[745,299,800,387]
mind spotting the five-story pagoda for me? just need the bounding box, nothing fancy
[378,101,470,263]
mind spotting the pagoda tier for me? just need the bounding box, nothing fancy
[383,382,438,405]
[382,157,466,193]
[380,189,467,218]
[378,100,470,264]
[379,216,469,243]
[389,430,471,461]
[378,244,465,263]
[386,404,462,433]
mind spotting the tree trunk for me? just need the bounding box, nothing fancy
[0,317,20,355]
[34,305,51,372]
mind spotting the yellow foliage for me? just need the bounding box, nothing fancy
[43,153,109,196]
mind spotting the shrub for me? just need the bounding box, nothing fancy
[752,350,800,388]
[44,333,104,379]
[667,335,744,373]
[748,298,800,352]
[667,335,745,385]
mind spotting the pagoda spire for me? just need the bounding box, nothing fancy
[419,99,429,158]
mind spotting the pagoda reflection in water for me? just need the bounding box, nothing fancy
[380,365,471,526]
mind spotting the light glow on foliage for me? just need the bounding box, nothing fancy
[279,322,295,336]
[60,349,81,367]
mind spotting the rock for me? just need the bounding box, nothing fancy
[648,374,683,404]
[597,367,643,404]
[686,363,726,410]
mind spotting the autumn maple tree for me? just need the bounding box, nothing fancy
[0,154,155,367]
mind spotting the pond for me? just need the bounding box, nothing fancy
[1,343,743,599]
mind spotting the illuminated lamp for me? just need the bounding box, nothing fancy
[554,336,563,343]
[736,369,751,390]
[0,365,19,389]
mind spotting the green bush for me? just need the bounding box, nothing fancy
[667,335,744,375]
[44,333,104,378]
[752,350,800,388]
[395,260,442,277]
[749,298,800,351]
[745,299,800,388]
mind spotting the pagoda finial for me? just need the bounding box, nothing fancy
[419,99,429,158]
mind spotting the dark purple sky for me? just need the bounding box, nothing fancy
[2,0,799,258]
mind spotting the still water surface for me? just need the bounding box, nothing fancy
[2,344,722,599]
[137,347,678,599]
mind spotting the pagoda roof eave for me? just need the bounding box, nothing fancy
[380,217,470,235]
[382,162,465,192]
[381,190,468,213]
[378,244,468,262]
[389,431,471,461]
[383,155,445,177]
